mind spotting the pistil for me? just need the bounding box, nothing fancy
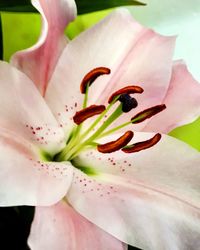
[97,104,166,138]
[66,103,124,160]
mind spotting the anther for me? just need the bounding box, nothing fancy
[108,86,144,104]
[131,104,166,124]
[80,67,111,94]
[119,94,138,113]
[73,105,106,125]
[122,133,161,153]
[97,131,134,153]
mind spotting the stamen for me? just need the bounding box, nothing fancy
[131,104,166,124]
[80,67,111,94]
[73,105,106,125]
[108,86,144,103]
[122,133,161,153]
[97,131,134,153]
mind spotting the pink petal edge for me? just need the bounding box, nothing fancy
[11,0,77,96]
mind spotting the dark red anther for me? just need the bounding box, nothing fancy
[73,105,106,125]
[131,104,166,124]
[80,67,111,94]
[108,86,144,103]
[97,131,134,153]
[122,133,161,153]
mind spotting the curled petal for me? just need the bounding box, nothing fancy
[143,61,200,133]
[28,201,126,250]
[11,0,77,96]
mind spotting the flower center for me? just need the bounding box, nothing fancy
[54,67,166,162]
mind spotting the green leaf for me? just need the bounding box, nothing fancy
[75,0,146,14]
[0,0,35,12]
[0,0,145,14]
[0,14,2,60]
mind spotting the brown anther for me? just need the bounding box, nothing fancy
[80,67,111,94]
[131,104,166,124]
[108,86,144,103]
[97,131,134,153]
[73,105,106,125]
[122,133,161,153]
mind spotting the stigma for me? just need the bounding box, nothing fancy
[118,94,138,113]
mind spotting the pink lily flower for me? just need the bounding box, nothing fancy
[1,0,200,249]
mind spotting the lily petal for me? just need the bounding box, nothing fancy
[143,60,200,133]
[0,61,65,155]
[0,131,73,206]
[11,0,77,96]
[45,9,175,131]
[67,133,200,249]
[28,201,127,250]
